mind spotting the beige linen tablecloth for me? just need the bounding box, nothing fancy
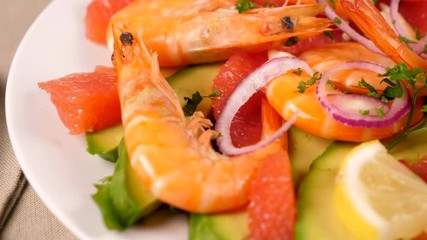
[1,0,77,239]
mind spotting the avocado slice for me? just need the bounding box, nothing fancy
[296,141,355,239]
[167,62,223,117]
[86,124,123,162]
[296,128,427,240]
[189,210,249,240]
[288,126,333,186]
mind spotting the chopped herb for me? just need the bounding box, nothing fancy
[293,69,303,76]
[308,72,321,85]
[333,17,342,24]
[323,31,335,40]
[378,62,425,83]
[375,106,385,119]
[359,109,370,115]
[357,78,392,103]
[297,81,307,93]
[329,0,337,8]
[297,72,321,93]
[326,80,334,88]
[381,63,427,150]
[236,0,258,13]
[380,96,389,104]
[424,44,427,55]
[381,78,403,98]
[209,89,221,98]
[183,90,221,116]
[358,78,381,98]
[371,0,379,4]
[183,92,203,116]
[398,36,417,44]
[415,28,423,40]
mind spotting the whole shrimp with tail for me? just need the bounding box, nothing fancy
[108,0,331,66]
[112,25,288,213]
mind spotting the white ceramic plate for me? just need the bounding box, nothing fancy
[5,0,187,239]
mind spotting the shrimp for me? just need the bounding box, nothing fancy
[299,42,395,92]
[338,0,427,70]
[112,25,288,213]
[266,42,424,142]
[107,0,331,66]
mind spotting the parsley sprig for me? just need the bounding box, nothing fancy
[183,90,221,116]
[379,63,427,150]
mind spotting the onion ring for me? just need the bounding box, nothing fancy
[316,61,410,128]
[215,57,312,155]
[317,0,384,55]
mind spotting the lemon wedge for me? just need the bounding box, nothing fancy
[334,140,427,240]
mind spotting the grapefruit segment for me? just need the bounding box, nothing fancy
[247,150,296,240]
[85,0,133,45]
[38,66,121,135]
[212,52,268,148]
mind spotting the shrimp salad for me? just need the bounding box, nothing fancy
[38,0,427,239]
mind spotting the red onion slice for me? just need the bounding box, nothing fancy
[215,57,313,156]
[317,0,384,55]
[316,61,410,128]
[389,0,427,56]
[411,37,427,57]
[328,93,390,117]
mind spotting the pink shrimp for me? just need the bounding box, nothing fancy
[266,42,424,142]
[112,24,288,213]
[107,0,331,66]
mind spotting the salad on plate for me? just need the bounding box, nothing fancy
[37,0,427,239]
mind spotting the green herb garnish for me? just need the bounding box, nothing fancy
[375,106,385,119]
[379,63,427,150]
[323,31,335,40]
[297,72,321,93]
[357,78,392,103]
[333,17,342,24]
[293,68,303,76]
[399,36,417,44]
[359,109,370,115]
[236,0,258,13]
[183,90,221,116]
[415,28,423,40]
[358,78,382,98]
